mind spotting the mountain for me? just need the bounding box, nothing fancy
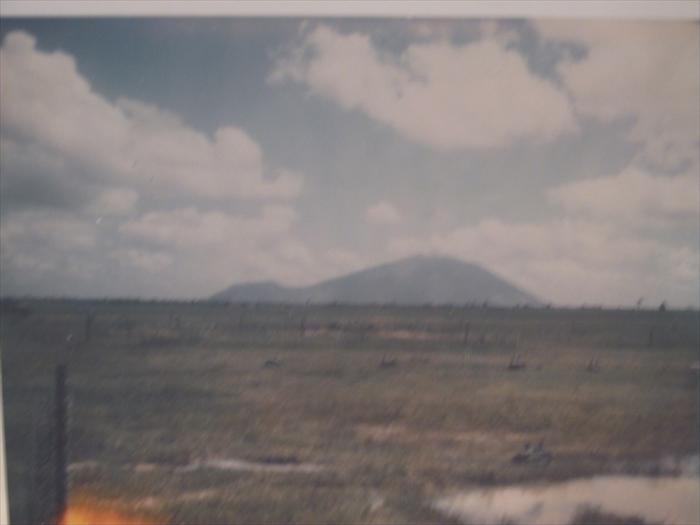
[211,255,541,306]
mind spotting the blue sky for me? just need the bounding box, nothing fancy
[0,17,698,306]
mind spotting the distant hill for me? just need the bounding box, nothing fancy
[211,255,541,306]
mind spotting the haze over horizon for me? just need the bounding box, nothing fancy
[1,18,698,307]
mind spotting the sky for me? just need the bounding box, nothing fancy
[0,17,698,307]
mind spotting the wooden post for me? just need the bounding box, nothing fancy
[0,354,10,525]
[54,364,68,524]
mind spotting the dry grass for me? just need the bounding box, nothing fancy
[2,300,698,523]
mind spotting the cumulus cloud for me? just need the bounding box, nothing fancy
[0,210,102,291]
[536,20,700,171]
[2,23,696,305]
[0,31,303,205]
[389,218,698,307]
[119,206,297,248]
[0,202,316,297]
[548,167,699,227]
[366,200,402,225]
[0,30,314,298]
[324,248,366,273]
[87,188,140,216]
[114,205,324,293]
[1,210,98,251]
[271,24,576,150]
[389,167,699,307]
[110,249,173,273]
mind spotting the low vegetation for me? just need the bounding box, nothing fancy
[2,299,698,524]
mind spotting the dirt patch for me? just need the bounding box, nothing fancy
[368,491,384,513]
[134,489,220,510]
[176,457,324,474]
[356,424,530,447]
[67,460,101,472]
[377,330,446,342]
[177,489,220,502]
[133,463,159,473]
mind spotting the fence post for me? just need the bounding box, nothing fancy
[0,353,10,525]
[54,365,67,524]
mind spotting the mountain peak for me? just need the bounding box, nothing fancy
[211,255,541,306]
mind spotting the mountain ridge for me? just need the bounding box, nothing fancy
[211,255,541,306]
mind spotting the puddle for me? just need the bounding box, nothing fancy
[176,457,323,474]
[434,470,699,525]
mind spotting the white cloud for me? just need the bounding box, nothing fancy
[0,30,311,298]
[536,20,700,171]
[388,166,699,307]
[1,210,97,250]
[0,210,101,286]
[366,200,402,225]
[271,25,576,150]
[87,188,140,216]
[110,249,173,272]
[324,248,365,270]
[116,206,316,293]
[2,25,696,305]
[548,167,699,226]
[0,31,303,202]
[317,248,374,282]
[389,217,698,307]
[0,203,316,297]
[119,205,297,248]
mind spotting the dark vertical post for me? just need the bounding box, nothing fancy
[26,398,40,524]
[54,364,67,523]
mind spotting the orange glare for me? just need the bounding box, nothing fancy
[60,503,162,525]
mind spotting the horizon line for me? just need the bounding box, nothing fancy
[1,295,696,312]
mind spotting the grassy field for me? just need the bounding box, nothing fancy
[1,299,698,524]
